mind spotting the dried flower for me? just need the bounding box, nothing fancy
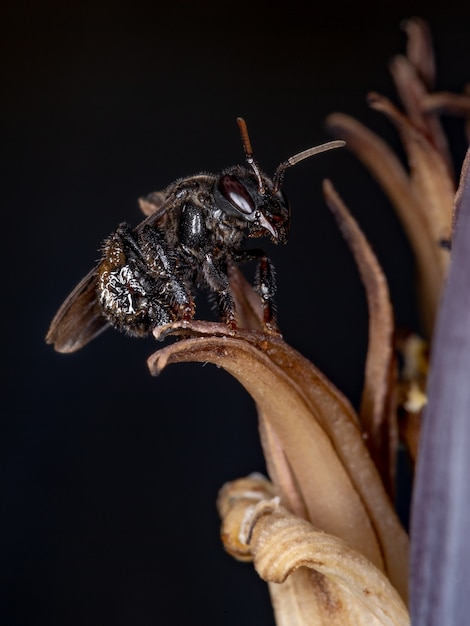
[145,17,470,625]
[326,18,470,466]
[326,18,464,337]
[45,16,470,625]
[146,151,410,621]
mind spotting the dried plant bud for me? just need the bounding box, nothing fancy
[218,475,410,626]
[217,474,278,561]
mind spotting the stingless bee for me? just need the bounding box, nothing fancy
[46,118,343,353]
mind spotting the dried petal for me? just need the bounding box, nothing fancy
[148,323,409,601]
[389,55,453,177]
[402,17,435,89]
[217,474,278,561]
[257,412,309,520]
[326,110,450,335]
[218,475,410,626]
[421,90,470,116]
[368,92,454,251]
[323,180,396,495]
[421,89,470,146]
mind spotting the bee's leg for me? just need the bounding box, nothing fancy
[202,254,237,329]
[234,249,278,332]
[138,226,195,321]
[254,255,278,331]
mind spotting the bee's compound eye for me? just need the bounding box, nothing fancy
[218,175,255,215]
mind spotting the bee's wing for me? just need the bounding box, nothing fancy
[46,192,173,353]
[137,190,167,218]
[46,267,107,353]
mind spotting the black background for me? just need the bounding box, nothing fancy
[2,1,470,624]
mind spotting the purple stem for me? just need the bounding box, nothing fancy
[410,151,470,624]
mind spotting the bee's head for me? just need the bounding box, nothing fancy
[213,118,344,244]
[214,166,290,243]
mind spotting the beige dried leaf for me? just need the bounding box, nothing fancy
[148,322,408,602]
[218,475,410,626]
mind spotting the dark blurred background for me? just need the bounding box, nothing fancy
[2,1,470,624]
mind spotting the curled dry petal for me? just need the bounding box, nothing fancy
[421,90,470,116]
[218,475,410,626]
[217,474,278,561]
[326,109,451,335]
[368,92,454,250]
[389,55,453,178]
[401,17,435,89]
[148,322,409,602]
[392,19,453,176]
[389,54,429,133]
[257,410,310,521]
[421,89,470,146]
[323,180,397,496]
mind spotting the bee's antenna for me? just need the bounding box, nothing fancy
[273,140,346,192]
[237,117,266,194]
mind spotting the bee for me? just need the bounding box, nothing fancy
[46,118,344,353]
